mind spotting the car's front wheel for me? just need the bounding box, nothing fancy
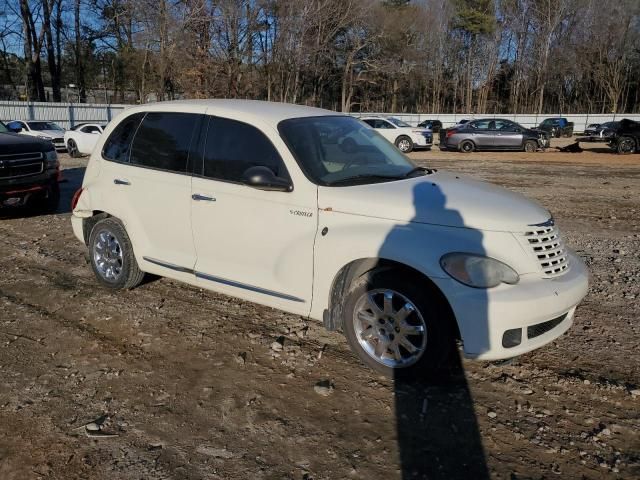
[89,217,145,290]
[616,136,636,155]
[67,139,81,158]
[30,180,60,214]
[395,135,414,153]
[523,140,538,153]
[343,269,454,378]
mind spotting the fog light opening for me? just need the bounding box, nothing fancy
[502,328,522,348]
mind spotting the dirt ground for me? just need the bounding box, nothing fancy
[0,138,638,479]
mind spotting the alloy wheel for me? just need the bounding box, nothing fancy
[93,229,124,281]
[352,289,427,368]
[398,139,411,152]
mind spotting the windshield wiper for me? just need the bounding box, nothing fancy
[404,166,434,177]
[328,174,404,186]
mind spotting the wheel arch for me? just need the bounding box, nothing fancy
[323,257,460,340]
[82,210,112,245]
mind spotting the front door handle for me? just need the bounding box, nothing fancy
[114,178,130,185]
[192,193,216,202]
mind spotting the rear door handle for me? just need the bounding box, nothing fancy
[192,193,216,202]
[114,178,130,185]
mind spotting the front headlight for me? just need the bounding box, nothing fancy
[45,149,58,167]
[440,253,519,288]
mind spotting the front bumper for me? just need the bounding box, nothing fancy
[412,135,433,148]
[432,251,589,361]
[0,168,59,203]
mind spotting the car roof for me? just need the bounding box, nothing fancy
[470,118,513,122]
[122,99,339,124]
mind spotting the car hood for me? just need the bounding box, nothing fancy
[318,171,550,232]
[0,132,53,153]
[36,129,64,138]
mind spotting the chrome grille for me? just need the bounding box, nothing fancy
[523,223,570,278]
[0,152,44,179]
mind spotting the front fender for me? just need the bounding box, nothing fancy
[310,211,532,321]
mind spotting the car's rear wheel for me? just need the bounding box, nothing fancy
[459,140,475,153]
[67,139,81,158]
[616,136,636,155]
[523,140,537,153]
[89,217,145,290]
[395,135,414,153]
[343,269,454,379]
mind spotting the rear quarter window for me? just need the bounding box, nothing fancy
[102,113,145,162]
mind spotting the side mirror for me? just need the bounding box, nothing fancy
[242,166,292,192]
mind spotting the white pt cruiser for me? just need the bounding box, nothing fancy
[71,100,588,377]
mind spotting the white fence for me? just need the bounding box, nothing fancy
[2,100,639,132]
[0,101,129,129]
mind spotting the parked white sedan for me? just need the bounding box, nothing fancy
[360,116,433,153]
[7,120,66,151]
[64,123,106,157]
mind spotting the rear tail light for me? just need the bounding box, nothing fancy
[446,129,456,138]
[71,187,84,211]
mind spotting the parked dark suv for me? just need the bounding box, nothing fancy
[0,120,60,212]
[610,119,640,154]
[441,118,549,153]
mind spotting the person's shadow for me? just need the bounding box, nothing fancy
[377,180,490,479]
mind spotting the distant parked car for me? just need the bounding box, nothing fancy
[360,116,432,153]
[64,123,106,157]
[609,119,640,154]
[584,121,620,141]
[537,117,574,138]
[441,118,549,152]
[7,120,66,151]
[583,123,600,136]
[417,119,443,133]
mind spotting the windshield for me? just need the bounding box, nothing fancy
[278,116,421,186]
[387,117,412,128]
[0,121,7,133]
[27,121,63,131]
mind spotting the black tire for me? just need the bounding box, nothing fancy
[523,140,537,153]
[88,217,145,290]
[342,268,455,379]
[67,139,81,158]
[42,180,60,213]
[459,140,475,153]
[395,135,414,153]
[616,136,636,155]
[27,180,59,214]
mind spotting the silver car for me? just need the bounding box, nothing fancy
[441,118,549,153]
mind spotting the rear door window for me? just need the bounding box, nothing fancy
[201,117,289,183]
[470,120,491,130]
[130,112,201,174]
[102,112,145,162]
